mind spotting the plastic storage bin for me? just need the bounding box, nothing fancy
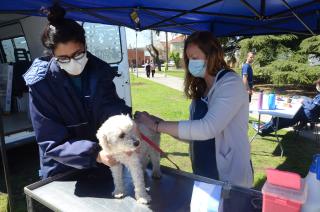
[262,180,307,212]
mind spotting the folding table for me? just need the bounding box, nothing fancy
[249,101,302,157]
[24,166,262,212]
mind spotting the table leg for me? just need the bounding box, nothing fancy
[26,195,34,212]
[250,114,261,143]
[273,117,284,157]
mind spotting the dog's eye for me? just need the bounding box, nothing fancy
[119,132,125,139]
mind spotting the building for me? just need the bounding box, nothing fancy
[169,34,186,67]
[169,35,186,59]
[127,48,150,67]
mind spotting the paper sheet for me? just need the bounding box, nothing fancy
[190,181,222,212]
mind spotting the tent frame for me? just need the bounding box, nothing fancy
[0,0,317,35]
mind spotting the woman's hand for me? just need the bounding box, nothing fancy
[134,111,163,131]
[96,151,118,167]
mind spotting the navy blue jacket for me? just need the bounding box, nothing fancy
[24,52,131,178]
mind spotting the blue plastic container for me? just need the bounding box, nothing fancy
[268,93,276,110]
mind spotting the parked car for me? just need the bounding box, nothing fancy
[168,61,175,67]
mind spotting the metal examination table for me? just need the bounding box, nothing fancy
[24,166,262,212]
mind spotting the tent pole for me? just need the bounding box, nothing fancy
[227,10,316,36]
[0,114,13,212]
[140,6,254,20]
[260,0,266,17]
[60,2,127,26]
[165,32,168,77]
[143,0,223,30]
[240,0,262,19]
[135,31,138,77]
[141,8,195,33]
[280,0,315,36]
[270,0,318,19]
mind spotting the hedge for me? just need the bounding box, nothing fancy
[254,60,319,86]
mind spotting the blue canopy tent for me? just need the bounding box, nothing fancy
[0,0,319,36]
[0,0,319,211]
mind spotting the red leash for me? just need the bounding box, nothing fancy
[139,132,180,170]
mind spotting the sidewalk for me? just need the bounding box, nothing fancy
[133,69,319,142]
[133,69,184,92]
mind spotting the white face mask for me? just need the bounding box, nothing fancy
[58,53,88,76]
[317,85,320,92]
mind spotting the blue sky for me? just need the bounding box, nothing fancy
[125,28,151,48]
[125,28,175,49]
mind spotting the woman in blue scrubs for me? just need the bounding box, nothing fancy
[24,4,131,179]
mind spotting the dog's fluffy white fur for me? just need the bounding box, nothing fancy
[96,114,161,204]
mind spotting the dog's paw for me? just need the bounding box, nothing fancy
[112,190,125,198]
[136,194,151,204]
[152,171,162,179]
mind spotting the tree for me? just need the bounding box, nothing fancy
[299,35,320,57]
[169,51,180,68]
[239,34,300,67]
[218,36,243,66]
[146,30,162,71]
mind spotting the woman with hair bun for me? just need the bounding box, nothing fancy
[24,4,131,179]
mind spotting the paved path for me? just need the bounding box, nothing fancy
[133,69,319,143]
[134,69,184,91]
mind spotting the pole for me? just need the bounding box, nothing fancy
[0,113,13,212]
[165,32,169,77]
[135,31,138,77]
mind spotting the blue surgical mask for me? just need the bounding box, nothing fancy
[188,59,206,78]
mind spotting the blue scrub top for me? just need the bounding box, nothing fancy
[191,97,219,180]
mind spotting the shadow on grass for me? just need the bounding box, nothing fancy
[253,176,267,190]
[273,131,320,177]
[253,131,320,190]
[0,143,40,212]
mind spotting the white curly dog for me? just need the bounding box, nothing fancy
[96,114,161,204]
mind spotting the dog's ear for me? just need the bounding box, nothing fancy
[97,130,112,150]
[97,129,108,143]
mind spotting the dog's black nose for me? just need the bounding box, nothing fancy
[133,140,140,147]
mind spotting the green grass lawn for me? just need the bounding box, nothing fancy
[164,68,185,78]
[0,75,319,211]
[0,193,8,212]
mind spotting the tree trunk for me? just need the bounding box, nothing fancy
[148,30,161,71]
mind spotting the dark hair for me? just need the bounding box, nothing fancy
[183,31,229,99]
[41,4,86,50]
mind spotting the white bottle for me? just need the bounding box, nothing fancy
[302,154,320,212]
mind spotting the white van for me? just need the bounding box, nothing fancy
[0,15,131,149]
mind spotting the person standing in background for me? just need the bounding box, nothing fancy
[242,52,255,102]
[150,60,156,77]
[145,60,151,78]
